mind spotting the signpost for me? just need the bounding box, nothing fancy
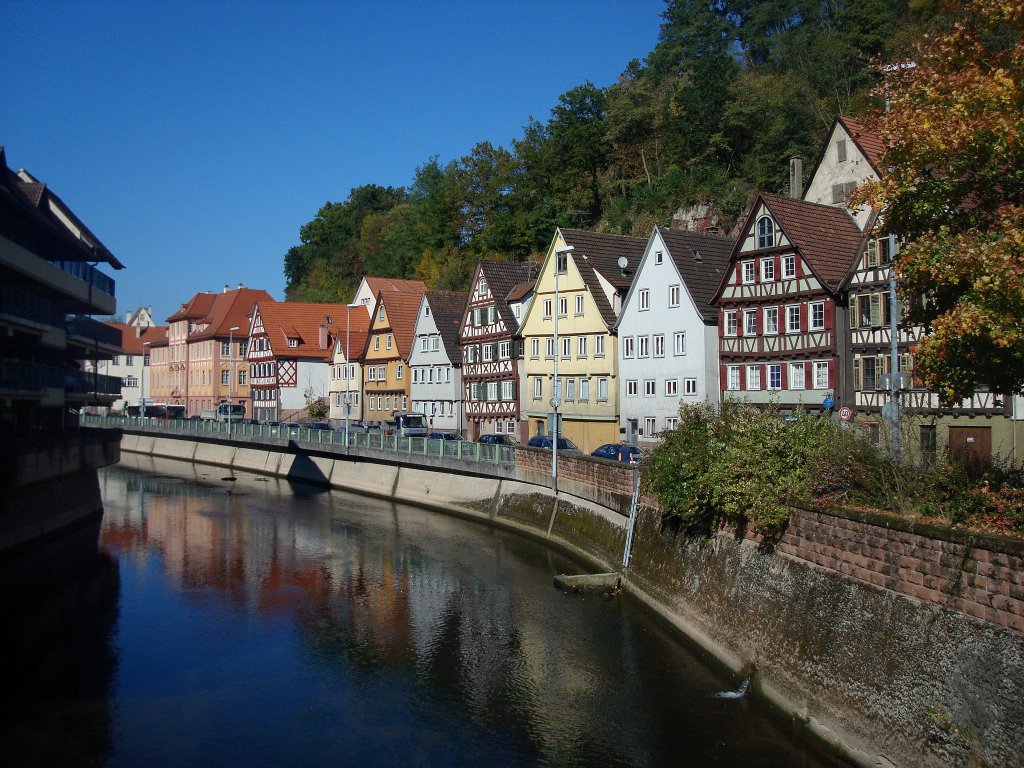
[839,406,852,422]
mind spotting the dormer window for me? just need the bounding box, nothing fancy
[757,217,775,249]
[288,339,298,348]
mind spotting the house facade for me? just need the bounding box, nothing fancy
[458,262,536,441]
[102,322,166,411]
[361,290,419,426]
[409,290,467,433]
[327,305,370,426]
[246,301,357,422]
[352,276,426,312]
[712,193,863,411]
[519,229,646,452]
[617,226,733,444]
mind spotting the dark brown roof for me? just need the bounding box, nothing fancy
[558,229,647,327]
[187,288,275,341]
[657,226,736,321]
[505,281,534,303]
[838,115,883,172]
[760,193,864,291]
[478,260,537,331]
[424,291,468,364]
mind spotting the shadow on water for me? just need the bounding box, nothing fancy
[0,520,121,767]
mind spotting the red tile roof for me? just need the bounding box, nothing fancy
[107,323,168,354]
[838,115,884,171]
[364,276,427,296]
[369,290,422,358]
[257,301,370,361]
[187,288,275,341]
[167,292,218,322]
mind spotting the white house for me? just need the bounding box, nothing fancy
[409,291,467,433]
[616,226,734,445]
[801,115,882,232]
[327,305,370,425]
[352,276,426,312]
[84,307,163,413]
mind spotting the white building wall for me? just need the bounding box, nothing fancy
[618,230,720,444]
[328,358,363,424]
[409,298,462,432]
[279,359,330,418]
[803,122,877,231]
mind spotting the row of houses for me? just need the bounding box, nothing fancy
[115,116,1022,462]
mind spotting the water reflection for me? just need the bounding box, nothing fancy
[5,456,844,767]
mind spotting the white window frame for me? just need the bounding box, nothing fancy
[544,299,552,319]
[665,379,678,396]
[782,255,796,279]
[575,294,584,315]
[674,332,686,356]
[746,365,761,391]
[809,301,825,331]
[767,364,782,390]
[744,310,757,336]
[813,361,829,389]
[742,260,756,284]
[653,334,665,357]
[639,289,650,311]
[622,336,634,359]
[764,307,779,336]
[577,336,587,358]
[595,335,604,357]
[626,380,638,397]
[727,365,741,391]
[643,379,656,396]
[760,258,775,282]
[789,362,805,390]
[786,304,801,334]
[725,310,737,336]
[637,335,650,358]
[683,377,697,395]
[669,285,680,307]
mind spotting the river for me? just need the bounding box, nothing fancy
[1,455,848,767]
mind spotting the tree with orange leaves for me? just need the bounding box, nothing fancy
[852,0,1023,402]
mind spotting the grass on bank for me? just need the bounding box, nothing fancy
[643,400,1024,540]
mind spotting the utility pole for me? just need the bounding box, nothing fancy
[551,245,574,494]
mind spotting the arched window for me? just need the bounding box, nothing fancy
[757,217,775,249]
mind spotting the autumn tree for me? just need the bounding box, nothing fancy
[854,0,1023,402]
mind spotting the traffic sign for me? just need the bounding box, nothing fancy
[839,406,852,421]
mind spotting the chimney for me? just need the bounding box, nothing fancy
[318,324,328,350]
[223,284,229,293]
[237,282,243,290]
[136,326,142,338]
[789,156,803,199]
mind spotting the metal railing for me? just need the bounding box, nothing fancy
[0,363,120,395]
[0,284,65,327]
[79,415,516,466]
[67,314,122,347]
[49,260,116,296]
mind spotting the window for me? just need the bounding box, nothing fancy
[665,379,678,396]
[757,217,775,249]
[639,289,650,311]
[836,139,847,162]
[566,379,576,401]
[725,310,738,336]
[626,380,638,396]
[809,301,825,331]
[556,252,568,273]
[665,416,679,430]
[623,336,635,358]
[783,255,796,279]
[644,379,656,396]
[759,258,774,283]
[789,362,805,389]
[831,181,858,203]
[577,336,587,357]
[674,332,686,355]
[560,337,571,359]
[580,378,589,401]
[501,380,514,401]
[655,250,663,265]
[378,307,385,321]
[487,382,498,401]
[421,337,429,352]
[860,356,877,391]
[112,356,120,365]
[531,338,539,358]
[558,297,568,317]
[221,370,230,386]
[396,364,403,380]
[727,365,741,391]
[544,299,552,318]
[767,364,781,390]
[920,425,937,466]
[653,334,665,357]
[238,369,247,386]
[534,377,543,399]
[483,344,493,362]
[432,337,440,352]
[373,336,380,351]
[545,338,555,358]
[637,335,650,358]
[575,294,584,315]
[506,420,515,434]
[744,310,757,336]
[598,378,608,401]
[786,305,801,333]
[746,365,761,390]
[864,239,879,268]
[499,341,510,359]
[813,361,829,389]
[595,335,604,356]
[386,334,393,350]
[742,261,756,284]
[221,341,230,357]
[644,417,657,436]
[669,285,680,307]
[764,307,779,335]
[683,378,697,395]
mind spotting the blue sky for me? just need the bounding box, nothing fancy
[2,1,666,322]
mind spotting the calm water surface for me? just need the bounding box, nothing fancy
[2,456,847,767]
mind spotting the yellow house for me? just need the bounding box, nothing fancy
[361,289,421,425]
[519,228,646,452]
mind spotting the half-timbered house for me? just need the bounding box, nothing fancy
[246,300,360,422]
[712,193,863,411]
[361,290,420,426]
[409,290,467,433]
[459,261,537,442]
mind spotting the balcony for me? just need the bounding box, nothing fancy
[49,260,116,297]
[67,314,122,349]
[0,283,66,328]
[0,361,122,398]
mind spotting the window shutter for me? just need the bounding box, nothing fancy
[739,367,746,391]
[736,314,743,337]
[718,314,725,337]
[780,363,788,390]
[850,297,858,329]
[760,364,767,388]
[870,294,882,327]
[824,301,834,331]
[756,309,764,335]
[799,303,808,333]
[719,365,727,391]
[853,359,862,390]
[828,360,837,389]
[793,257,802,278]
[774,256,781,278]
[804,362,813,389]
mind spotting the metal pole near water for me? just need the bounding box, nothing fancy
[622,462,641,568]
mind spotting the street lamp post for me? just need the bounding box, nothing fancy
[344,303,360,452]
[228,326,240,438]
[551,245,574,494]
[141,341,152,421]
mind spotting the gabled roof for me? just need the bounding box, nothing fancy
[657,226,735,321]
[187,288,275,341]
[363,276,427,296]
[107,323,168,354]
[423,291,468,364]
[721,193,863,296]
[837,115,883,172]
[167,292,218,322]
[477,260,537,332]
[557,229,647,327]
[0,147,123,269]
[256,301,365,361]
[506,281,534,303]
[331,305,371,361]
[369,290,421,358]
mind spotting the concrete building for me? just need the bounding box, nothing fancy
[616,226,733,445]
[409,290,467,434]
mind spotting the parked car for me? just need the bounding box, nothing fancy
[305,422,333,431]
[271,421,300,437]
[526,436,583,454]
[188,415,203,422]
[591,443,643,463]
[478,434,518,446]
[428,432,464,441]
[237,418,261,425]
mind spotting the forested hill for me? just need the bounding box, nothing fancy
[284,0,949,302]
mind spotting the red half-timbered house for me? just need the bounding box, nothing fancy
[459,261,536,441]
[712,192,863,411]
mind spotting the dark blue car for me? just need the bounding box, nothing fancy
[478,434,518,446]
[591,443,643,463]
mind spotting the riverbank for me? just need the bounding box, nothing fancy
[118,431,1024,768]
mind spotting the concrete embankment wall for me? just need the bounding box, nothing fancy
[119,432,1024,768]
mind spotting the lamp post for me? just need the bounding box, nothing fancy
[228,326,240,438]
[344,303,360,451]
[551,245,574,494]
[141,341,152,421]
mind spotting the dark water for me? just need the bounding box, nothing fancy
[2,455,847,767]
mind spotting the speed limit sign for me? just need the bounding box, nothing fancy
[839,406,852,421]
